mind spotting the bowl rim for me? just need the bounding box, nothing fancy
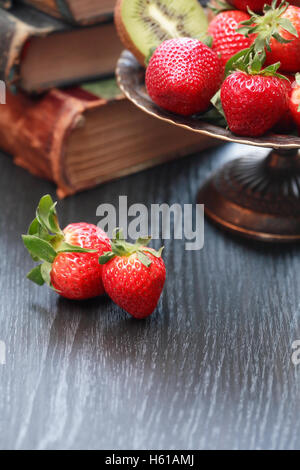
[116,50,300,150]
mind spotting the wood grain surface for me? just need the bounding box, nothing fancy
[0,143,300,450]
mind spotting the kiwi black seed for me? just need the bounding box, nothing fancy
[115,0,208,66]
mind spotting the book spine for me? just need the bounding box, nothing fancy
[0,11,23,90]
[21,0,113,25]
[22,0,75,22]
[0,89,86,197]
[0,8,59,91]
[55,0,74,22]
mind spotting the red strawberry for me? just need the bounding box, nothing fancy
[145,38,223,116]
[239,3,300,73]
[208,11,254,68]
[22,195,111,300]
[51,223,111,299]
[226,1,300,13]
[99,230,166,319]
[289,76,300,133]
[265,5,300,72]
[221,70,289,136]
[273,76,295,133]
[227,0,271,13]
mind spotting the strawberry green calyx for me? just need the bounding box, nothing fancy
[224,0,298,76]
[225,45,288,79]
[145,46,157,67]
[212,46,287,123]
[208,0,233,15]
[238,0,298,53]
[201,35,213,49]
[22,195,96,287]
[99,228,163,268]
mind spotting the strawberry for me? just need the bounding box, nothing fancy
[226,0,274,13]
[22,195,111,300]
[238,2,300,73]
[273,75,295,132]
[221,69,289,136]
[226,0,299,13]
[289,74,300,132]
[145,38,223,116]
[208,10,254,68]
[99,230,166,319]
[265,5,300,72]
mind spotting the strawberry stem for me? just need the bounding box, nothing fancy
[207,0,233,15]
[99,228,163,268]
[224,43,289,79]
[237,0,297,53]
[22,194,96,287]
[222,0,297,77]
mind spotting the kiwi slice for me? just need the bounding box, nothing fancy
[115,0,208,65]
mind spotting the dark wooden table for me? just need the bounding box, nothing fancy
[0,143,300,450]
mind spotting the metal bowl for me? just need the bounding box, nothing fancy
[116,51,300,242]
[116,50,300,150]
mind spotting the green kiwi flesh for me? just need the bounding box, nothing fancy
[118,0,208,63]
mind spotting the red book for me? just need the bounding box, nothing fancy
[0,79,217,198]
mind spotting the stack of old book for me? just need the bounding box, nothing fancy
[0,0,215,197]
